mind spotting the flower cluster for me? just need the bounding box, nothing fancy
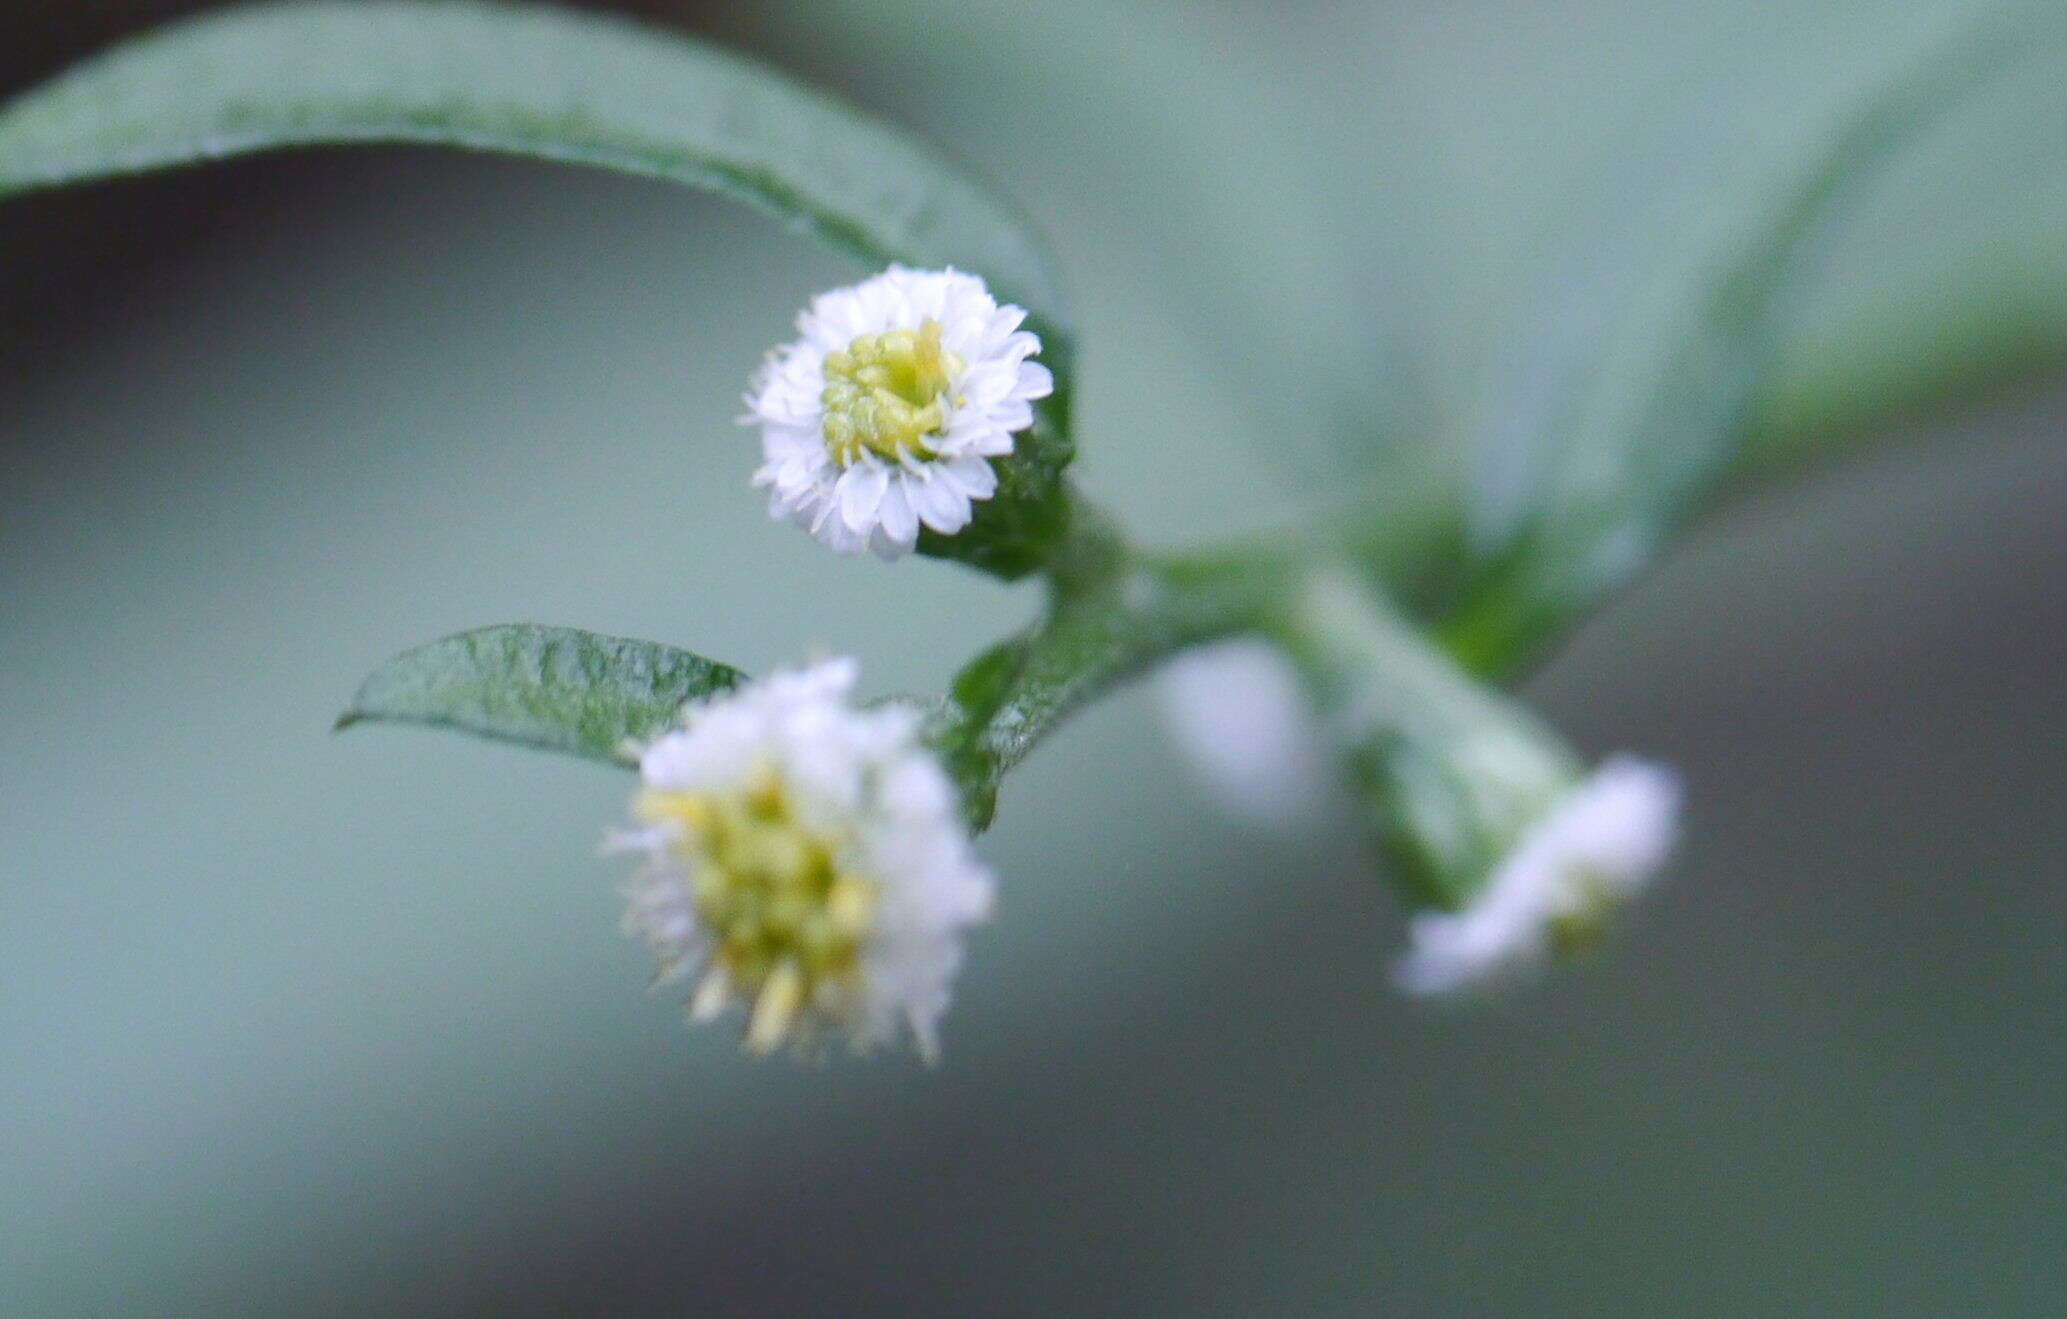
[743,265,1052,558]
[627,269,1686,1054]
[612,659,994,1058]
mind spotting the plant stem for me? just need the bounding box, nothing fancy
[930,484,1286,826]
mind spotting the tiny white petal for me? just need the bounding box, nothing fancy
[1017,360,1055,399]
[762,424,823,464]
[837,462,889,534]
[877,479,919,548]
[987,401,1035,435]
[958,360,1017,408]
[909,471,973,533]
[944,455,998,499]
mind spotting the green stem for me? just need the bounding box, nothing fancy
[1270,564,1579,908]
[929,485,1287,827]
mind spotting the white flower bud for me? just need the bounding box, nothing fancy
[1276,566,1685,995]
[1393,756,1681,994]
[743,266,1053,558]
[1155,637,1332,827]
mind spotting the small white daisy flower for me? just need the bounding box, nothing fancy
[743,265,1053,558]
[1394,756,1682,996]
[1155,637,1333,828]
[611,658,994,1058]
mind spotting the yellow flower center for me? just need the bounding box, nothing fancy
[637,767,877,1053]
[1545,870,1618,958]
[819,317,964,467]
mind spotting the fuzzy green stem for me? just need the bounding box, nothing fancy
[1270,565,1580,908]
[929,485,1287,827]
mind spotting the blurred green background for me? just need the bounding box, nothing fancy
[2,1,2061,1314]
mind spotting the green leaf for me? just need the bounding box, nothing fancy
[1285,0,2066,471]
[1749,34,2067,454]
[1435,9,2063,672]
[336,623,744,766]
[0,0,1066,331]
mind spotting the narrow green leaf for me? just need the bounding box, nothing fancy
[0,0,1066,331]
[1441,9,2062,672]
[336,623,743,766]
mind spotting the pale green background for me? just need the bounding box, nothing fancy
[1,1,2061,1313]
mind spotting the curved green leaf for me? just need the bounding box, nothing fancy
[1438,8,2062,671]
[336,623,743,765]
[0,0,1066,329]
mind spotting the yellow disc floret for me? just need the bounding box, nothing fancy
[819,317,964,467]
[1544,869,1618,958]
[637,766,878,1053]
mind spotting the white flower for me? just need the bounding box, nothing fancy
[743,265,1053,558]
[611,658,994,1058]
[1155,637,1332,828]
[1394,756,1682,996]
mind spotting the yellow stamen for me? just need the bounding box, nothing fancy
[744,960,806,1054]
[688,965,731,1021]
[636,789,712,835]
[819,317,964,466]
[1546,872,1618,957]
[657,772,881,1053]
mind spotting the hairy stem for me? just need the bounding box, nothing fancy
[929,486,1289,827]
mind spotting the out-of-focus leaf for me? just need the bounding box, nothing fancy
[1154,0,2061,524]
[0,0,1067,331]
[1751,35,2067,451]
[336,624,742,765]
[1436,9,2063,671]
